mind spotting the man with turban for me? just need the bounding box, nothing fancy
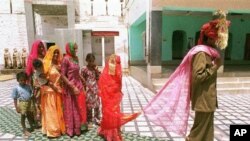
[142,10,230,141]
[186,10,230,141]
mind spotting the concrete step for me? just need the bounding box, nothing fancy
[153,77,250,94]
[217,82,250,89]
[153,83,250,91]
[157,72,250,78]
[155,88,250,95]
[217,88,250,94]
[152,77,250,84]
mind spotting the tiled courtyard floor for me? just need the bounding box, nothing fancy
[0,76,250,141]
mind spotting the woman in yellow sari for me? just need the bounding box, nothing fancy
[41,45,65,137]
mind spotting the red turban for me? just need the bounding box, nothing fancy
[198,19,230,44]
[198,12,230,49]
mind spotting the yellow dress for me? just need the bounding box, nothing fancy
[41,65,65,137]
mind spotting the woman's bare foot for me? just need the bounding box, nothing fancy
[23,130,31,136]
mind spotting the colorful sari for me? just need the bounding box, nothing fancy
[41,45,65,137]
[81,66,100,123]
[98,54,139,141]
[61,42,86,136]
[143,45,220,136]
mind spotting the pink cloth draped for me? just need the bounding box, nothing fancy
[26,40,46,76]
[143,45,220,136]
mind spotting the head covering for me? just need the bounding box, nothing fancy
[65,42,76,57]
[103,54,121,79]
[98,54,139,132]
[26,40,46,76]
[198,9,230,49]
[43,45,61,74]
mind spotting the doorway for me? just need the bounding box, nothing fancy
[195,31,200,45]
[172,30,186,59]
[225,33,232,60]
[244,33,250,60]
[91,36,115,66]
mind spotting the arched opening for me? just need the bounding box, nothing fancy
[195,31,200,45]
[46,42,55,49]
[244,33,250,60]
[172,30,186,59]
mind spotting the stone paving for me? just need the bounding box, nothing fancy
[0,76,250,141]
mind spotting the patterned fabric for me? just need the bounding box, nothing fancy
[81,67,100,123]
[98,54,140,141]
[33,70,48,86]
[143,45,220,136]
[61,56,83,91]
[81,67,100,109]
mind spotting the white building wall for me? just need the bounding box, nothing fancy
[77,0,128,69]
[34,14,68,42]
[115,28,129,69]
[126,0,146,25]
[0,0,28,66]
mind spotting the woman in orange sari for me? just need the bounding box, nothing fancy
[98,54,140,141]
[41,45,65,137]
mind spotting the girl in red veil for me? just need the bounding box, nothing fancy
[98,54,140,141]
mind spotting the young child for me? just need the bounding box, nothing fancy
[12,71,36,136]
[81,53,101,127]
[32,59,59,124]
[32,59,48,125]
[32,59,48,86]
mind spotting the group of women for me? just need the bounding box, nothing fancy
[25,39,139,140]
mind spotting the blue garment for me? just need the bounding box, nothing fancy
[12,84,32,101]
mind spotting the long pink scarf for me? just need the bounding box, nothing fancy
[143,45,220,136]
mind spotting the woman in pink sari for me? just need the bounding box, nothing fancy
[61,42,87,137]
[26,40,46,77]
[98,54,140,141]
[26,39,46,126]
[143,10,230,141]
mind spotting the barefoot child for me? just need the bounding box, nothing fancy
[12,71,36,136]
[32,59,48,126]
[80,53,101,127]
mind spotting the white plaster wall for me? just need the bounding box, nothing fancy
[34,14,68,41]
[76,0,128,68]
[79,0,123,21]
[115,28,129,69]
[0,0,28,66]
[126,0,146,25]
[0,0,11,14]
